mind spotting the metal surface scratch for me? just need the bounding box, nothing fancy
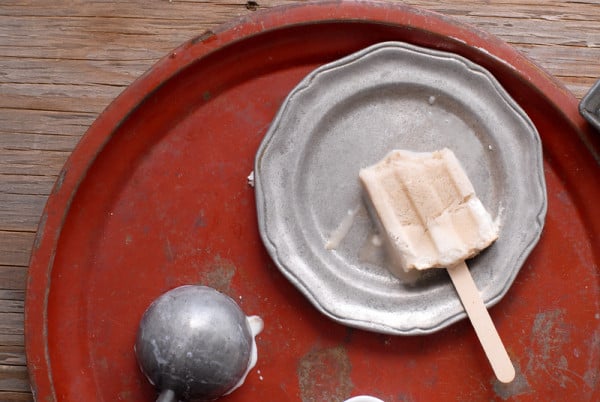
[524,309,591,390]
[583,329,600,389]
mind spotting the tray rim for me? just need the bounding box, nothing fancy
[24,1,600,401]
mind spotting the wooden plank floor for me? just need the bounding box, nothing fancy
[1,0,599,400]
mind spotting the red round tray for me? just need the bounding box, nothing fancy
[26,2,600,401]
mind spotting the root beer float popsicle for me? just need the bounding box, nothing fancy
[359,148,515,383]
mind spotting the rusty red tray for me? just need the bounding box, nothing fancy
[26,2,600,401]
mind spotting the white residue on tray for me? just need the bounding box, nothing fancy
[224,315,263,395]
[247,171,255,187]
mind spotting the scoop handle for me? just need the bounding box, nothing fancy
[447,261,515,383]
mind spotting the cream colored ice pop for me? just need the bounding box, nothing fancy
[359,148,515,383]
[359,148,498,276]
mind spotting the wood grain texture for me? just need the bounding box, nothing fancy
[1,0,599,398]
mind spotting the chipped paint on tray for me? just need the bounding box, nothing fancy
[198,255,236,294]
[493,361,531,400]
[297,345,353,402]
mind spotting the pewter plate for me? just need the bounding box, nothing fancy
[254,42,546,335]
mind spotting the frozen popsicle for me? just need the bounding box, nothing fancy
[359,148,498,276]
[359,148,515,383]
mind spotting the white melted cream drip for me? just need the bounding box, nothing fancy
[224,315,264,395]
[325,207,360,250]
[345,396,385,402]
[247,171,255,187]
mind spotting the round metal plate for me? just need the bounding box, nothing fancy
[255,41,546,335]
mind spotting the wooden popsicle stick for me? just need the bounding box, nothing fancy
[447,261,515,383]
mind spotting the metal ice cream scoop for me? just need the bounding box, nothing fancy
[135,285,263,401]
